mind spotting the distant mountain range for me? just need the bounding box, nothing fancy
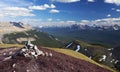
[38,24,120,47]
[38,24,120,31]
[69,24,120,31]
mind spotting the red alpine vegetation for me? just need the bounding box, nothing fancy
[0,47,112,72]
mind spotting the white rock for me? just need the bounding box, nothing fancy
[9,51,13,55]
[26,70,30,72]
[21,48,26,52]
[12,63,16,68]
[45,52,49,56]
[89,56,92,59]
[31,52,35,55]
[3,53,6,56]
[85,49,87,51]
[49,53,53,57]
[111,59,115,63]
[3,56,12,61]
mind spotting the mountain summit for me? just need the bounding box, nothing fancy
[0,43,113,72]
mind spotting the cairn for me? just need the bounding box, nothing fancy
[3,41,53,61]
[12,40,44,59]
[21,40,44,58]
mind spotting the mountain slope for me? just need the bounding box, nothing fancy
[0,22,32,43]
[64,40,119,71]
[0,46,114,72]
[39,27,120,47]
[2,30,62,47]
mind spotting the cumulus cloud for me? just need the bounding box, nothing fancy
[29,5,46,10]
[107,14,111,17]
[88,0,95,2]
[51,0,80,3]
[29,4,56,10]
[51,4,56,8]
[104,0,120,5]
[49,9,60,13]
[116,9,120,12]
[0,7,35,17]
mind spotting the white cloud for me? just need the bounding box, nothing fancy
[44,4,50,8]
[51,0,80,3]
[107,14,111,17]
[0,0,32,7]
[29,4,56,10]
[21,18,42,26]
[49,9,60,13]
[38,20,77,27]
[0,7,35,17]
[51,4,56,8]
[88,0,95,2]
[29,5,47,10]
[81,18,120,26]
[20,18,120,27]
[104,0,120,5]
[111,8,115,10]
[67,20,76,24]
[48,18,53,21]
[111,8,120,12]
[116,9,120,12]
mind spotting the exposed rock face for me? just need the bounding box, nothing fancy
[0,22,32,43]
[12,41,44,58]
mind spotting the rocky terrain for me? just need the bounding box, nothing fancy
[0,22,32,43]
[0,46,112,72]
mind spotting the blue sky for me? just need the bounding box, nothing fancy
[0,0,120,27]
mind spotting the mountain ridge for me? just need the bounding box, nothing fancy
[0,45,115,72]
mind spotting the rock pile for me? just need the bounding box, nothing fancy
[12,41,45,59]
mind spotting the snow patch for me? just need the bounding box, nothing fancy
[108,48,114,51]
[66,42,73,48]
[75,45,80,52]
[99,55,107,62]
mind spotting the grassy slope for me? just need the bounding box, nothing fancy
[0,44,23,48]
[51,48,116,72]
